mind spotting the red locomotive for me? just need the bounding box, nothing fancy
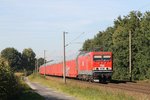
[39,51,113,82]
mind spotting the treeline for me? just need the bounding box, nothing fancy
[0,47,45,72]
[82,11,150,80]
[0,47,45,100]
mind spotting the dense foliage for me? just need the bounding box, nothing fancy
[82,11,150,80]
[22,48,36,71]
[0,58,19,100]
[36,58,45,67]
[1,48,22,70]
[0,48,37,72]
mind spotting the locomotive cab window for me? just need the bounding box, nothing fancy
[93,55,111,61]
[103,55,111,61]
[93,55,102,61]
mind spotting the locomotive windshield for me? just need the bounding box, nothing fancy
[93,55,111,61]
[103,55,111,61]
[93,55,102,61]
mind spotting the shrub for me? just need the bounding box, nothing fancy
[0,58,19,100]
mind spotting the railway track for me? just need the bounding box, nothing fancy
[76,80,150,94]
[96,82,150,94]
[46,76,150,95]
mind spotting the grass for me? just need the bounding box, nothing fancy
[16,82,45,100]
[29,74,137,100]
[15,72,25,77]
[13,72,45,100]
[138,79,150,84]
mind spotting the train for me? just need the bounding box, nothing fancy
[39,51,113,82]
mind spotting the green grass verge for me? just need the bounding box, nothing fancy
[16,82,45,100]
[13,73,45,100]
[29,74,135,100]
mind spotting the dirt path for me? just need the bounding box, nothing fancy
[24,77,77,100]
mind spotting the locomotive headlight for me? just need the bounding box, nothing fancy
[93,67,100,70]
[93,67,99,70]
[107,67,112,70]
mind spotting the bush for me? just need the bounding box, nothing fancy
[0,58,20,100]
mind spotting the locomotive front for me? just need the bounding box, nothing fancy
[92,52,113,82]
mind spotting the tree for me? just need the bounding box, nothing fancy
[1,47,22,70]
[37,57,45,67]
[93,27,114,51]
[82,39,92,51]
[112,25,129,80]
[22,48,36,71]
[131,11,150,80]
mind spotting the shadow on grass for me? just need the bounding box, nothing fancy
[12,90,45,100]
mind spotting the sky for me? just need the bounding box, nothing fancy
[0,0,150,62]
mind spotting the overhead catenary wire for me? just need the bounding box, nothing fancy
[65,32,85,47]
[66,51,80,60]
[47,32,86,63]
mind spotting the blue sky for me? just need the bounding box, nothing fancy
[0,0,150,61]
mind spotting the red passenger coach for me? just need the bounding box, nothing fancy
[39,51,113,82]
[39,60,78,78]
